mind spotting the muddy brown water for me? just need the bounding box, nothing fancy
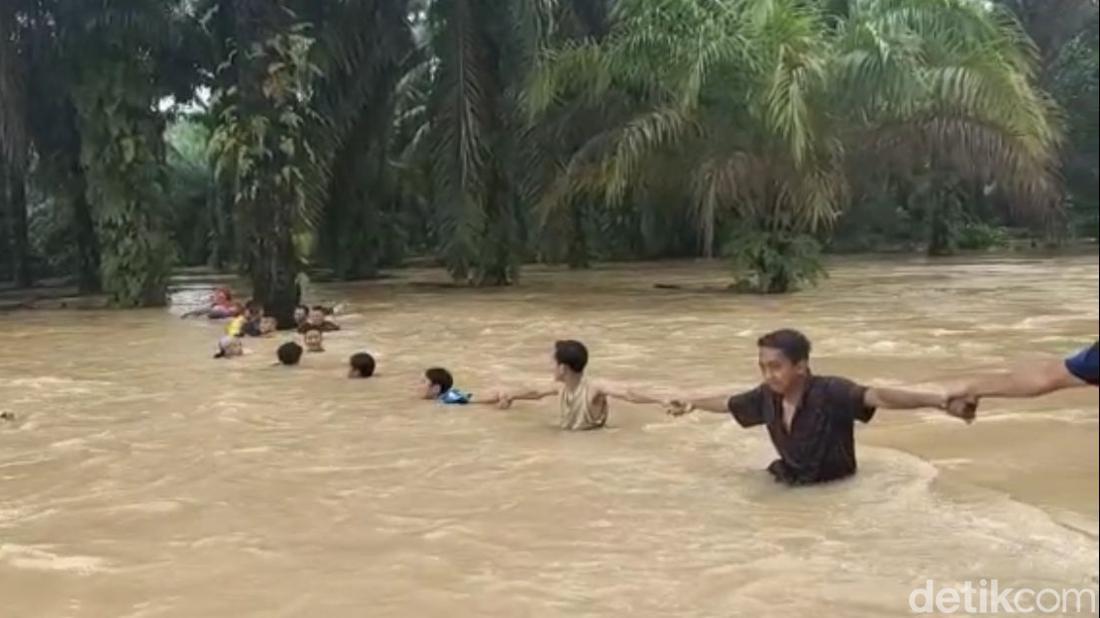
[1,255,1097,617]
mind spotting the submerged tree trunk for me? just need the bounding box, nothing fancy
[230,0,301,328]
[248,233,299,328]
[7,167,31,288]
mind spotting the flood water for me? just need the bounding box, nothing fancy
[2,255,1098,617]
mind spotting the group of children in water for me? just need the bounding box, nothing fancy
[193,287,342,361]
[192,287,659,419]
[194,289,460,401]
[189,286,1098,486]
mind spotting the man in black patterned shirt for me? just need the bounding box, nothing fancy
[668,329,973,485]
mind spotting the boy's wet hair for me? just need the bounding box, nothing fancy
[349,353,376,378]
[277,342,304,365]
[757,329,811,364]
[425,367,453,393]
[245,299,263,314]
[554,340,588,374]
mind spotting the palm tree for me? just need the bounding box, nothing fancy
[4,0,194,300]
[530,0,1061,291]
[7,0,102,292]
[309,0,418,280]
[210,0,322,326]
[995,0,1098,236]
[529,0,847,288]
[425,0,564,285]
[65,1,186,306]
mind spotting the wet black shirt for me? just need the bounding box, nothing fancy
[727,376,876,485]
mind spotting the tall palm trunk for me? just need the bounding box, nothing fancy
[72,172,101,294]
[6,165,31,288]
[566,198,589,269]
[0,159,8,281]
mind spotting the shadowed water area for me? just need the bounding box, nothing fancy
[1,255,1097,617]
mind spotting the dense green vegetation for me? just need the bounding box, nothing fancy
[2,0,1097,306]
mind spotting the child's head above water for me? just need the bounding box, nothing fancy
[277,342,303,366]
[294,304,309,325]
[214,336,243,359]
[349,352,376,378]
[303,328,324,352]
[553,340,588,381]
[307,306,328,326]
[420,367,453,399]
[212,287,232,306]
[259,316,277,335]
[244,299,263,319]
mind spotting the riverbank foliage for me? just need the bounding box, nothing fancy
[2,0,1097,302]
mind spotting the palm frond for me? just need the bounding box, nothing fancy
[838,0,1063,213]
[691,151,765,256]
[596,106,693,202]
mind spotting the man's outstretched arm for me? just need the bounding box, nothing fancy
[592,382,672,407]
[666,390,740,415]
[865,386,979,423]
[864,387,945,410]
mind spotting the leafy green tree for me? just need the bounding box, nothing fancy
[530,0,1061,291]
[209,2,320,326]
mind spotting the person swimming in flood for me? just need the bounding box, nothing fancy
[349,353,376,378]
[418,368,505,405]
[276,342,304,366]
[214,336,244,359]
[296,305,341,333]
[303,328,325,353]
[182,287,242,320]
[496,340,671,429]
[227,300,265,337]
[665,329,971,486]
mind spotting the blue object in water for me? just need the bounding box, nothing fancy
[438,388,471,405]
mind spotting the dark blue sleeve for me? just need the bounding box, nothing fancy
[1065,343,1099,386]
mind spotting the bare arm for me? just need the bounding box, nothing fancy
[497,385,559,408]
[467,391,503,406]
[866,386,978,424]
[506,386,559,401]
[592,381,671,406]
[864,387,946,410]
[666,391,735,415]
[955,359,1086,399]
